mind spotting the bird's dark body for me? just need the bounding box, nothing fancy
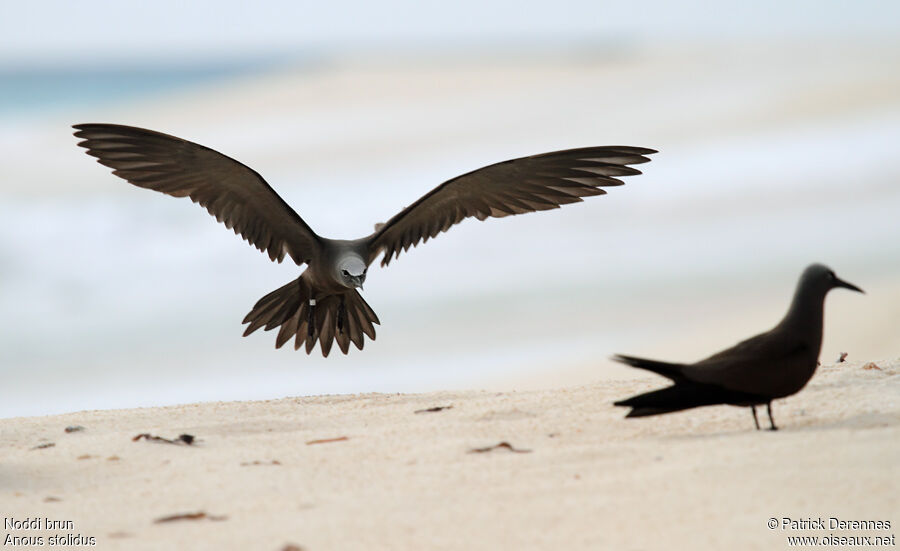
[613,264,863,430]
[73,123,655,356]
[306,238,369,295]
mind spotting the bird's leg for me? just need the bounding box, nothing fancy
[337,295,346,335]
[307,298,317,338]
[766,402,778,431]
[751,406,760,430]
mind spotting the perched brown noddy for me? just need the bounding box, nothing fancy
[613,264,864,430]
[73,123,655,356]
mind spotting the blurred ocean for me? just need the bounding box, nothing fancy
[2,40,899,418]
[0,63,282,118]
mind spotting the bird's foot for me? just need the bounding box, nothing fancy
[766,403,778,432]
[307,299,316,338]
[337,297,346,335]
[751,405,761,430]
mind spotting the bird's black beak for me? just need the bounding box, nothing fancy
[834,276,864,294]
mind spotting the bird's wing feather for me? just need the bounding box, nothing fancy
[685,331,814,396]
[73,123,321,265]
[366,146,655,266]
[696,331,782,365]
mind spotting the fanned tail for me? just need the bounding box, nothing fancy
[242,279,379,356]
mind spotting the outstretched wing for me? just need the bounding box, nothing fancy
[73,123,321,265]
[366,146,656,266]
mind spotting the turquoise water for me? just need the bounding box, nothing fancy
[0,61,284,117]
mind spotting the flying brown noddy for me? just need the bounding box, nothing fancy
[613,264,864,430]
[73,123,655,356]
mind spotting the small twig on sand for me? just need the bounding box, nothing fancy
[415,405,453,414]
[154,511,227,524]
[468,442,531,454]
[306,436,349,445]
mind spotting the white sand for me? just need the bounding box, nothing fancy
[3,359,897,550]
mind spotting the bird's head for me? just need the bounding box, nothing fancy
[802,263,864,296]
[337,256,367,290]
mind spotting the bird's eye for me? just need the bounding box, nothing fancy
[341,270,349,276]
[828,271,835,279]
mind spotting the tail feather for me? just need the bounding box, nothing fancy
[344,302,365,350]
[612,353,687,382]
[275,304,303,349]
[614,382,761,417]
[318,306,336,356]
[242,278,379,356]
[241,282,302,336]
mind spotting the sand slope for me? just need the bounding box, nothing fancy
[2,359,898,550]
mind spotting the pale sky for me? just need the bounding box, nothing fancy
[2,0,898,65]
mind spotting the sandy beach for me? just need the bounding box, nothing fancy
[3,358,897,550]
